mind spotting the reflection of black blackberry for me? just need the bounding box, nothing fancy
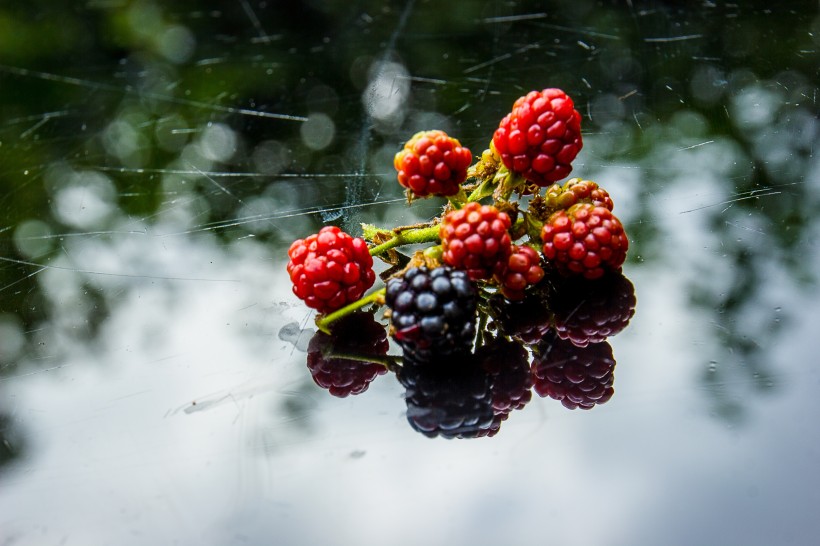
[306,312,388,397]
[532,333,616,410]
[398,353,495,439]
[386,266,477,358]
[477,337,533,415]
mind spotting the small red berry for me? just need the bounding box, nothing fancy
[440,202,513,280]
[541,203,628,280]
[494,245,545,301]
[394,130,473,197]
[493,88,583,186]
[545,177,614,212]
[287,226,376,313]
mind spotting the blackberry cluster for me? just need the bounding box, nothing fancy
[306,312,389,397]
[385,266,477,359]
[399,353,496,439]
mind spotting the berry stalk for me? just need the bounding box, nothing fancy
[315,287,386,334]
[363,224,441,257]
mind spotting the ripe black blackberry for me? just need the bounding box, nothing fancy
[398,352,495,439]
[385,266,477,359]
[532,332,616,410]
[306,312,389,397]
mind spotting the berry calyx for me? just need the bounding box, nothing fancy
[541,203,628,280]
[440,202,513,280]
[494,244,545,301]
[394,130,473,197]
[492,88,583,186]
[306,312,389,397]
[287,226,376,314]
[385,266,478,359]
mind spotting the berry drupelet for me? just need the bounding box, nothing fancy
[385,266,477,359]
[541,203,629,280]
[306,312,389,397]
[544,177,614,212]
[287,226,376,313]
[394,130,473,197]
[492,88,583,186]
[440,202,513,281]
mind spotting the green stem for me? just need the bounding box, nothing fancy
[315,287,386,334]
[323,351,402,370]
[467,177,495,202]
[367,224,441,257]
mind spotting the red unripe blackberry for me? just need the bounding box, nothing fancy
[545,178,614,212]
[440,202,513,280]
[477,337,533,415]
[532,333,616,410]
[548,272,636,347]
[394,130,473,197]
[541,203,628,280]
[492,88,583,186]
[306,312,388,397]
[398,352,495,439]
[287,226,376,313]
[494,244,545,301]
[386,266,478,359]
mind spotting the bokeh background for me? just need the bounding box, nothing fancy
[1,1,818,545]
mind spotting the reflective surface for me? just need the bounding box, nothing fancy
[1,1,819,544]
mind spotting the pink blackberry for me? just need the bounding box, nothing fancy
[532,333,616,410]
[385,266,477,359]
[544,178,614,212]
[548,272,636,347]
[541,203,629,280]
[287,226,376,313]
[306,312,389,397]
[394,130,473,197]
[492,88,583,186]
[440,202,512,280]
[494,244,545,301]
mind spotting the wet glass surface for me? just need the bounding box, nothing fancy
[1,1,819,544]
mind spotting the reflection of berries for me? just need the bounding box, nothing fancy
[545,178,614,212]
[532,334,616,410]
[386,266,477,359]
[492,88,583,186]
[549,272,636,347]
[541,203,628,280]
[489,291,553,346]
[398,353,495,439]
[287,226,376,313]
[394,130,473,197]
[440,202,512,280]
[494,245,545,301]
[478,337,533,414]
[306,312,388,397]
